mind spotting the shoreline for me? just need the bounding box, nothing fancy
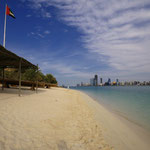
[74,89,150,150]
[73,88,150,133]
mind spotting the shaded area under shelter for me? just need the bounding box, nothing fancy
[0,45,38,96]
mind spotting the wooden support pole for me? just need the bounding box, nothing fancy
[2,67,5,91]
[36,64,38,93]
[19,58,22,96]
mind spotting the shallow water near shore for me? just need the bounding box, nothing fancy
[71,86,150,132]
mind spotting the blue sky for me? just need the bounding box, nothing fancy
[0,0,150,85]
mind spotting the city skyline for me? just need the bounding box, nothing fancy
[0,0,150,86]
[75,74,150,87]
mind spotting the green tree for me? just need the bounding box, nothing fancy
[0,67,57,84]
[22,68,37,81]
[45,74,57,84]
[37,71,46,82]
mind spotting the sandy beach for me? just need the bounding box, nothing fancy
[0,87,149,150]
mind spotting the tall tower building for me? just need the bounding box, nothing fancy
[94,75,98,86]
[108,78,111,85]
[116,79,119,85]
[100,78,103,85]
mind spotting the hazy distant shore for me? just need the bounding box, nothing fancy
[0,87,149,150]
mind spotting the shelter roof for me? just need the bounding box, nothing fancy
[0,45,37,69]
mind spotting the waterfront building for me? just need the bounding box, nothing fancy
[76,84,80,87]
[94,75,98,86]
[116,79,119,85]
[112,81,117,85]
[90,78,94,86]
[100,77,103,86]
[108,78,111,85]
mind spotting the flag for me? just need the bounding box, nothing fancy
[6,5,15,19]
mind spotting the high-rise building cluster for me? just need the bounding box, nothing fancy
[76,74,150,87]
[90,75,98,86]
[90,75,113,86]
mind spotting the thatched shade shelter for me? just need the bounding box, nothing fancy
[0,45,37,68]
[0,45,38,96]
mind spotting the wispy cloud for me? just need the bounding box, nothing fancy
[41,8,51,18]
[26,14,32,17]
[44,30,50,34]
[40,61,93,78]
[26,0,52,18]
[23,0,150,79]
[28,29,50,38]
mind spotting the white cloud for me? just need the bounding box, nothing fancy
[28,32,44,38]
[26,14,32,17]
[23,0,150,79]
[28,29,50,38]
[40,61,93,78]
[41,9,51,18]
[26,0,52,18]
[44,30,50,34]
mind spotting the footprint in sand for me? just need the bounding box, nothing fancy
[57,140,69,150]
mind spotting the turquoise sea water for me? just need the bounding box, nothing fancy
[71,86,150,131]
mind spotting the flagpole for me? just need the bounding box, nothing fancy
[3,4,7,48]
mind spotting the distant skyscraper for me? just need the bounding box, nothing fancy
[81,82,84,86]
[116,79,119,85]
[108,78,111,85]
[100,78,103,84]
[90,78,94,86]
[94,75,98,86]
[76,84,80,87]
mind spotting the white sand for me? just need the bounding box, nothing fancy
[0,88,112,150]
[0,87,149,150]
